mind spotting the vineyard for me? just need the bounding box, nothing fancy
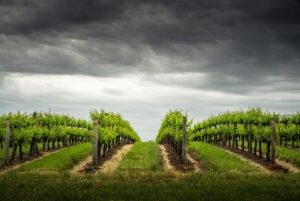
[89,110,140,168]
[0,108,300,201]
[0,110,139,167]
[156,110,191,162]
[189,107,300,168]
[190,107,300,150]
[0,112,93,164]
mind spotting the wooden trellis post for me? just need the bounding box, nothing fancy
[5,118,11,165]
[93,118,99,166]
[271,119,276,164]
[181,116,187,163]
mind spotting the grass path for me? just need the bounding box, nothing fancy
[221,148,272,173]
[16,143,92,172]
[118,142,162,172]
[188,142,262,173]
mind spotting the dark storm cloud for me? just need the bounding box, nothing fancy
[0,0,300,94]
[0,0,137,34]
[1,0,300,45]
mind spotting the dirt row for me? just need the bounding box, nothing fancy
[159,144,201,173]
[71,144,133,174]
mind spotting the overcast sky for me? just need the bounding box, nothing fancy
[0,0,300,141]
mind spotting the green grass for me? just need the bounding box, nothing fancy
[16,143,92,172]
[0,172,300,201]
[188,142,260,173]
[276,147,300,166]
[239,141,300,167]
[118,142,162,171]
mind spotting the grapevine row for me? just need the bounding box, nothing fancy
[90,110,140,162]
[189,107,300,161]
[155,110,190,157]
[0,112,93,161]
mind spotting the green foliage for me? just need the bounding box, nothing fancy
[190,107,300,143]
[155,110,191,144]
[90,110,140,145]
[0,112,93,145]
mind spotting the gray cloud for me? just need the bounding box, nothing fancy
[0,1,299,77]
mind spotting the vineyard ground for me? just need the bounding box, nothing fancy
[1,141,281,174]
[1,142,300,200]
[16,143,92,172]
[0,143,80,174]
[188,142,261,173]
[219,145,286,173]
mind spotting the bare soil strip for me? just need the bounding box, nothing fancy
[70,155,92,174]
[0,149,62,175]
[97,144,133,174]
[219,145,289,173]
[275,159,299,173]
[77,144,131,174]
[162,144,201,173]
[186,153,201,172]
[159,145,175,171]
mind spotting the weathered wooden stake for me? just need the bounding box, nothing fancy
[93,118,99,166]
[181,116,187,163]
[271,119,276,164]
[5,119,11,165]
